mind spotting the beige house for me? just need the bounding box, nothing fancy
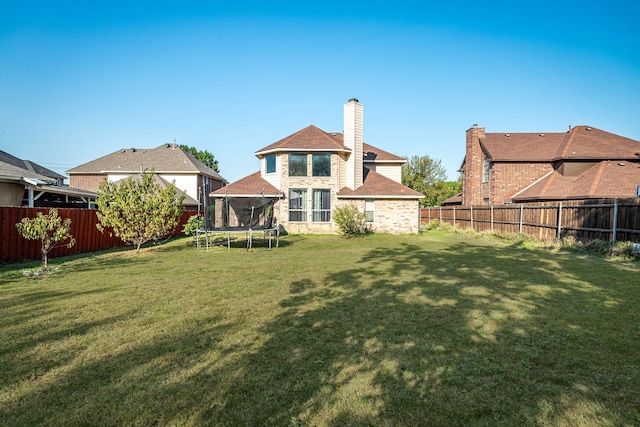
[0,150,96,207]
[211,99,424,234]
[67,143,226,207]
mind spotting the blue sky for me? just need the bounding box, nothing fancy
[1,1,639,183]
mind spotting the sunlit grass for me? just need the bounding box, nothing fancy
[1,232,639,426]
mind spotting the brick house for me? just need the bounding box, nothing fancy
[211,99,424,234]
[67,144,226,207]
[460,125,640,205]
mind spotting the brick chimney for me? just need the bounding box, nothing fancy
[463,124,486,205]
[344,98,363,189]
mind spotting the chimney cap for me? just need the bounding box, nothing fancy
[348,98,359,103]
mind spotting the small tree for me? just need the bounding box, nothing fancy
[96,172,186,253]
[333,204,368,237]
[15,208,76,271]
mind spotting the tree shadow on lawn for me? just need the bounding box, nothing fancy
[204,242,640,426]
[1,239,638,426]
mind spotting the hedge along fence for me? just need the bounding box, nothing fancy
[421,198,640,244]
[1,207,193,264]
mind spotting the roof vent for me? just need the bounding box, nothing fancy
[586,127,592,131]
[505,134,510,137]
[131,148,136,152]
[539,133,544,137]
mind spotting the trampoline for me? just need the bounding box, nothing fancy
[197,191,280,251]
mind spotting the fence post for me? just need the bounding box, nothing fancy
[470,205,473,230]
[428,207,431,222]
[439,207,442,224]
[556,202,563,241]
[519,205,523,233]
[612,198,619,245]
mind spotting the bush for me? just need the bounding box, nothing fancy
[333,204,368,237]
[183,215,204,237]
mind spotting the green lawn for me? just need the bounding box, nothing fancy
[1,233,639,426]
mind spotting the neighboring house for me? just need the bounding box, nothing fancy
[460,125,640,205]
[0,150,96,207]
[67,143,227,208]
[211,99,424,234]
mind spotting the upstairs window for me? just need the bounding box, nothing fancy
[265,154,276,174]
[289,154,307,177]
[312,153,331,177]
[483,159,490,183]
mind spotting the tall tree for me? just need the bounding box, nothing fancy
[179,144,219,172]
[96,172,186,253]
[402,155,459,207]
[15,208,75,271]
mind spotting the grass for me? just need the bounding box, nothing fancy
[1,232,639,426]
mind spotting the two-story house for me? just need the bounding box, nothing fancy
[67,143,227,208]
[211,99,424,234]
[460,125,640,205]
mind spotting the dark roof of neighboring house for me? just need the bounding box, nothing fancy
[480,126,640,162]
[337,168,424,199]
[0,150,65,181]
[67,144,226,181]
[512,161,640,201]
[441,192,462,205]
[254,125,406,164]
[210,172,281,197]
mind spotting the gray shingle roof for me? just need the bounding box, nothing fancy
[0,150,64,181]
[67,144,226,182]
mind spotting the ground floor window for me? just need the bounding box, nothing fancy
[312,189,331,222]
[364,199,374,222]
[289,189,307,221]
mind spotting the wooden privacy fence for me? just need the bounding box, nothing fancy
[1,207,192,264]
[421,198,640,244]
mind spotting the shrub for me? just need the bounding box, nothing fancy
[183,215,204,237]
[333,204,368,237]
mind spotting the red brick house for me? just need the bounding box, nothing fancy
[460,125,640,205]
[211,99,424,234]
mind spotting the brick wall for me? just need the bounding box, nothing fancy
[69,174,107,192]
[491,162,553,203]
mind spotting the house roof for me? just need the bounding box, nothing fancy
[441,192,462,205]
[512,161,640,201]
[254,125,406,165]
[337,168,424,199]
[210,171,281,198]
[363,143,406,163]
[0,150,65,181]
[480,126,640,162]
[66,144,226,181]
[255,125,348,156]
